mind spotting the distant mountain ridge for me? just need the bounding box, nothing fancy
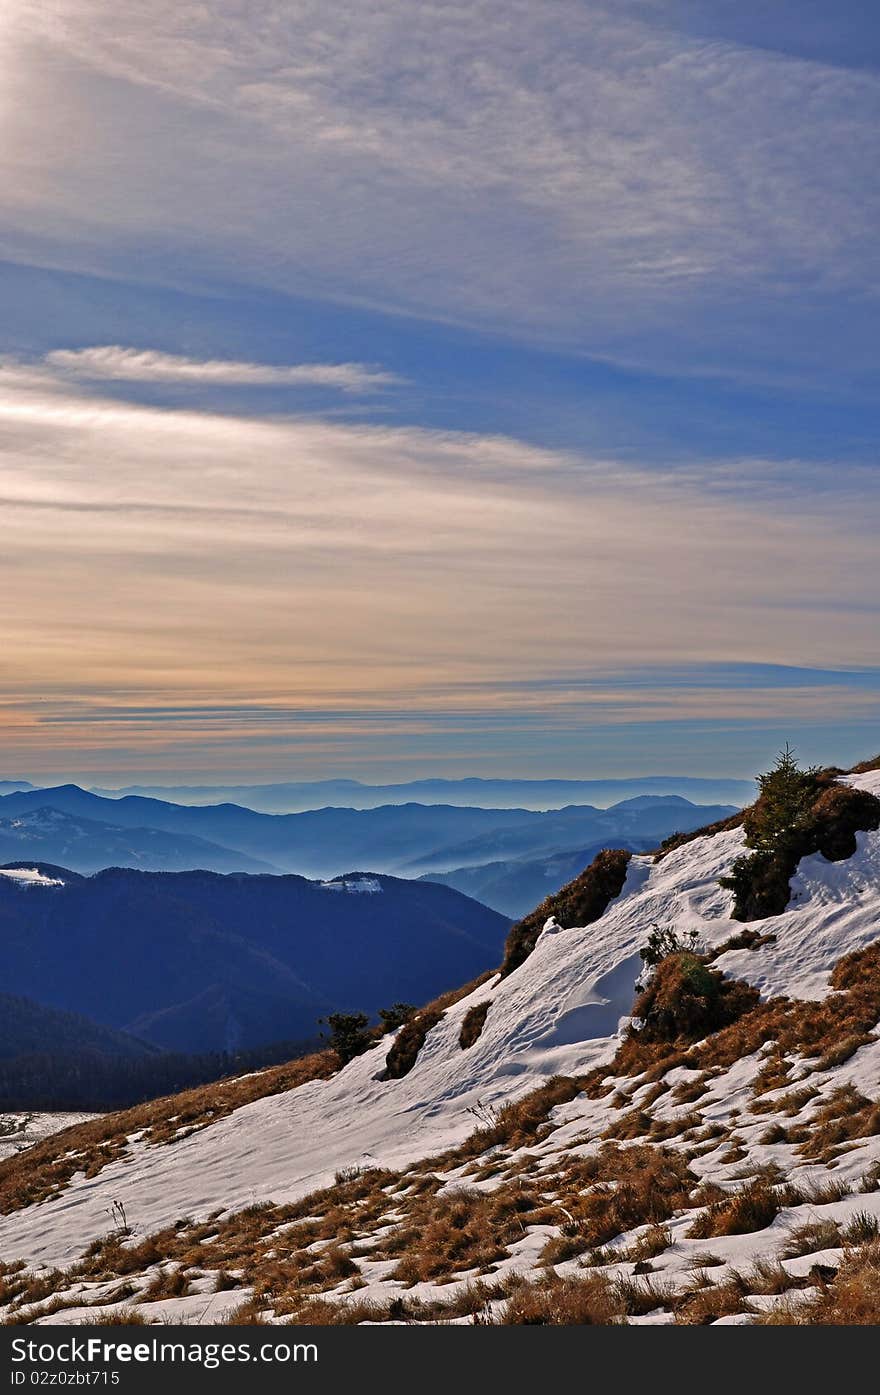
[0,862,510,1053]
[0,785,738,881]
[0,807,277,875]
[419,839,657,918]
[87,774,755,812]
[0,993,155,1063]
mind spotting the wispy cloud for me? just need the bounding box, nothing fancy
[0,359,878,775]
[4,2,880,383]
[45,346,401,392]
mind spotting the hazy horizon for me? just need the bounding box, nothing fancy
[3,2,878,779]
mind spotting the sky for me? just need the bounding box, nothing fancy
[1,0,879,784]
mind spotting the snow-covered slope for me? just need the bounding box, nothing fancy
[3,771,880,1325]
[0,1112,97,1163]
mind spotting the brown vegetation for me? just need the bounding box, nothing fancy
[654,811,745,861]
[0,1049,337,1215]
[607,935,880,1093]
[760,1240,880,1324]
[688,1178,798,1239]
[721,777,880,922]
[384,1007,444,1079]
[384,974,495,1078]
[629,953,760,1046]
[500,1272,625,1325]
[501,847,631,976]
[459,1000,491,1049]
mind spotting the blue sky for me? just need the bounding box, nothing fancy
[1,1,879,783]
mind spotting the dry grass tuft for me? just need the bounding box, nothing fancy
[674,1279,748,1325]
[500,1272,626,1325]
[688,1178,795,1239]
[502,848,631,976]
[759,1240,880,1324]
[459,1001,491,1050]
[139,1266,190,1302]
[782,1219,843,1259]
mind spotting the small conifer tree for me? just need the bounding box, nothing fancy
[743,743,817,853]
[319,1012,371,1064]
[378,1003,416,1032]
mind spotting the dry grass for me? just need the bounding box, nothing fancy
[758,1122,789,1145]
[81,1309,149,1326]
[624,1223,672,1263]
[842,1212,880,1245]
[459,1001,491,1050]
[500,1273,626,1325]
[609,936,880,1092]
[437,1076,585,1164]
[782,1219,843,1259]
[613,1274,676,1315]
[139,1266,191,1302]
[384,975,495,1079]
[384,1008,444,1080]
[502,847,631,976]
[624,953,760,1049]
[673,1279,748,1325]
[670,1073,710,1105]
[759,1240,880,1324]
[709,928,777,958]
[788,1085,880,1162]
[653,811,745,862]
[387,1177,553,1285]
[688,1178,796,1239]
[817,1033,875,1071]
[0,1050,337,1215]
[536,1144,695,1263]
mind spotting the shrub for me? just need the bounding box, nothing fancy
[631,953,759,1045]
[744,744,818,854]
[319,1013,372,1065]
[639,922,701,967]
[502,848,631,976]
[719,751,880,921]
[384,1008,443,1079]
[378,1003,416,1032]
[459,1001,491,1049]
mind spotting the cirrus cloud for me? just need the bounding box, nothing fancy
[0,356,878,777]
[4,2,880,385]
[45,346,402,392]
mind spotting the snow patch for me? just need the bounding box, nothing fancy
[0,867,64,887]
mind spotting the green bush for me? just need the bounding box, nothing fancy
[719,748,880,921]
[378,1003,416,1032]
[742,744,818,854]
[639,922,700,967]
[632,952,759,1044]
[319,1013,371,1065]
